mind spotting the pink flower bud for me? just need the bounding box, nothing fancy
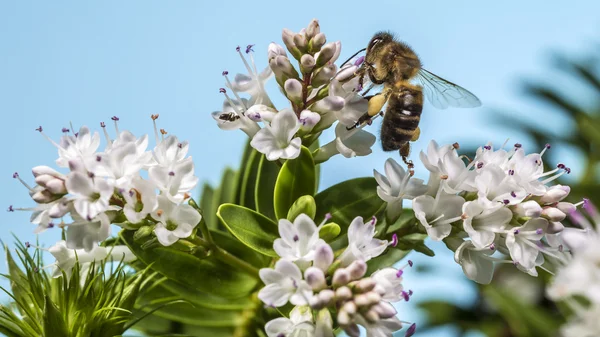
[556,202,576,214]
[284,78,303,102]
[335,286,352,301]
[332,268,351,287]
[315,42,337,67]
[372,301,397,319]
[32,166,61,178]
[542,207,566,222]
[300,54,316,72]
[540,185,570,204]
[267,42,287,60]
[314,242,334,271]
[514,200,543,218]
[305,19,320,39]
[304,267,327,290]
[547,221,565,234]
[347,260,367,280]
[311,32,326,50]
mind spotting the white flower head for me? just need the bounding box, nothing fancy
[151,195,200,246]
[374,158,428,220]
[65,168,114,221]
[211,97,261,137]
[413,192,465,241]
[265,306,315,337]
[152,135,190,168]
[55,126,101,168]
[452,239,495,284]
[505,218,548,270]
[258,259,312,307]
[273,214,325,268]
[95,131,152,189]
[462,200,512,249]
[122,176,158,224]
[66,211,114,252]
[148,157,198,204]
[48,240,135,279]
[339,216,388,266]
[419,140,475,194]
[251,108,301,161]
[371,268,405,302]
[313,123,376,162]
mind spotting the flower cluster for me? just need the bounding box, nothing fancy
[546,201,600,337]
[10,116,202,268]
[375,140,578,284]
[258,214,416,337]
[211,19,376,163]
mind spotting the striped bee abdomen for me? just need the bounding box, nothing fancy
[380,86,423,151]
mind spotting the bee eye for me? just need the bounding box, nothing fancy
[369,38,382,49]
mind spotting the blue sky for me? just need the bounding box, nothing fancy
[1,1,599,336]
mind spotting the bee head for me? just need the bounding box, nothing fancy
[365,31,394,64]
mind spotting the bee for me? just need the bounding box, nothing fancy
[346,32,481,167]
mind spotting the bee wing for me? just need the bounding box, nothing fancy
[415,68,482,109]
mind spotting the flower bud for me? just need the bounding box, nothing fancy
[341,301,357,315]
[35,174,54,187]
[372,302,397,319]
[300,54,316,73]
[282,28,302,59]
[32,166,61,178]
[316,42,337,67]
[284,78,303,103]
[314,242,334,271]
[513,200,543,218]
[305,267,327,290]
[293,32,308,51]
[542,207,566,222]
[335,65,358,82]
[32,190,60,204]
[354,293,369,307]
[270,55,299,82]
[317,289,335,307]
[310,33,326,51]
[556,202,576,214]
[45,179,67,195]
[330,41,342,63]
[306,19,320,39]
[332,268,351,287]
[547,221,565,234]
[337,310,351,326]
[355,278,377,293]
[311,64,337,87]
[347,260,367,281]
[366,291,381,305]
[299,110,321,131]
[540,185,570,204]
[311,95,345,113]
[268,42,287,60]
[335,286,352,301]
[133,225,154,242]
[364,309,380,323]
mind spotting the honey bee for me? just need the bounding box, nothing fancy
[346,32,481,167]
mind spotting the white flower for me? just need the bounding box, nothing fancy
[329,71,368,127]
[273,214,324,268]
[65,170,114,220]
[148,157,198,203]
[505,149,547,196]
[258,259,312,307]
[419,140,475,194]
[313,123,376,162]
[505,218,548,270]
[250,108,301,161]
[48,240,135,278]
[265,306,315,337]
[371,268,405,302]
[66,212,113,252]
[152,135,190,168]
[95,131,152,189]
[355,316,403,337]
[559,304,600,337]
[413,192,465,241]
[122,176,158,224]
[339,216,388,266]
[373,158,428,220]
[228,45,273,105]
[151,195,200,246]
[451,239,495,285]
[211,98,261,137]
[462,200,512,249]
[475,165,526,208]
[55,126,101,168]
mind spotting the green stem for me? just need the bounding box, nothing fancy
[212,245,260,277]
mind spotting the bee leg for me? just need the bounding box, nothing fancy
[361,83,375,96]
[399,142,414,169]
[346,112,371,130]
[366,64,386,85]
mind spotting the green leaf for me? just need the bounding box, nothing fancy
[287,195,317,221]
[314,177,384,242]
[366,248,410,275]
[319,223,341,242]
[200,183,217,230]
[136,283,241,327]
[5,248,30,315]
[217,204,279,257]
[234,141,254,205]
[274,147,316,220]
[255,154,281,221]
[218,167,238,207]
[43,295,68,337]
[120,231,259,298]
[239,150,262,210]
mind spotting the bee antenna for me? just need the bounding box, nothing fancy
[340,48,367,68]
